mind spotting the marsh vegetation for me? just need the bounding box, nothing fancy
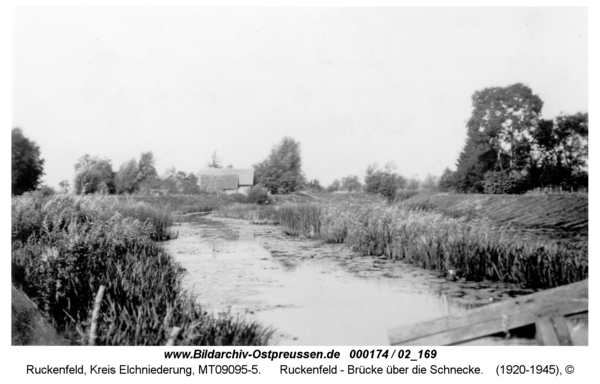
[11,194,273,345]
[215,194,588,289]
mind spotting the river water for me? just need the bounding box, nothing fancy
[164,215,537,346]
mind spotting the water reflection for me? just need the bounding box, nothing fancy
[166,215,534,345]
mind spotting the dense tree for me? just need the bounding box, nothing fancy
[134,152,159,193]
[74,155,116,194]
[12,128,45,195]
[449,83,587,193]
[326,179,341,193]
[406,176,421,190]
[453,140,495,192]
[483,169,528,194]
[438,168,456,192]
[364,163,406,202]
[306,179,324,192]
[154,167,200,195]
[137,152,157,184]
[254,137,305,194]
[341,175,363,192]
[533,112,588,189]
[420,174,439,191]
[177,171,201,195]
[115,159,139,194]
[454,84,543,192]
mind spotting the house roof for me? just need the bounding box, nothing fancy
[197,168,255,186]
[199,174,239,191]
[145,174,173,189]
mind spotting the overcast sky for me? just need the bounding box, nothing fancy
[12,7,588,188]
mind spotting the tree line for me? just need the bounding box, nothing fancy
[440,83,588,194]
[11,128,439,200]
[11,129,310,196]
[13,83,586,198]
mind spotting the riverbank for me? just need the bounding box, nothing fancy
[166,215,540,345]
[11,194,272,346]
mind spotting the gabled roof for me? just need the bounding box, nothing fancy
[145,174,173,189]
[197,168,255,186]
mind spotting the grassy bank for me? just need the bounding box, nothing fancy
[123,194,249,215]
[215,196,588,289]
[404,193,588,238]
[11,194,272,345]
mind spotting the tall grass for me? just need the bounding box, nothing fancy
[215,198,587,289]
[327,202,587,288]
[216,203,322,237]
[273,204,322,238]
[216,203,278,222]
[125,194,249,215]
[11,194,272,345]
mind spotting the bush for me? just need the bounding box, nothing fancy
[247,184,271,205]
[483,170,528,194]
[364,165,406,202]
[227,193,249,204]
[22,185,56,200]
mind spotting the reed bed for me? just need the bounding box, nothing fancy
[216,203,322,238]
[216,203,278,222]
[123,194,249,215]
[11,194,272,345]
[215,198,587,289]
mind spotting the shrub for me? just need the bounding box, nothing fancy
[216,203,277,222]
[227,193,249,204]
[364,165,405,202]
[247,184,271,205]
[483,170,528,194]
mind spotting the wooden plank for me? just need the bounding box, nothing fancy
[459,336,539,346]
[389,280,587,345]
[536,317,560,346]
[398,301,586,346]
[564,315,588,346]
[390,282,587,345]
[550,316,572,346]
[389,280,587,344]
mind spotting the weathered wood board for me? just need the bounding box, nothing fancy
[536,316,573,346]
[388,280,588,346]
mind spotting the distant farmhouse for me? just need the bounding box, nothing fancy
[197,168,255,194]
[147,174,177,195]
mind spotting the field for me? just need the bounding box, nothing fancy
[11,194,273,345]
[215,193,588,289]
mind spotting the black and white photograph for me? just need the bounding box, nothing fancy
[10,3,590,359]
